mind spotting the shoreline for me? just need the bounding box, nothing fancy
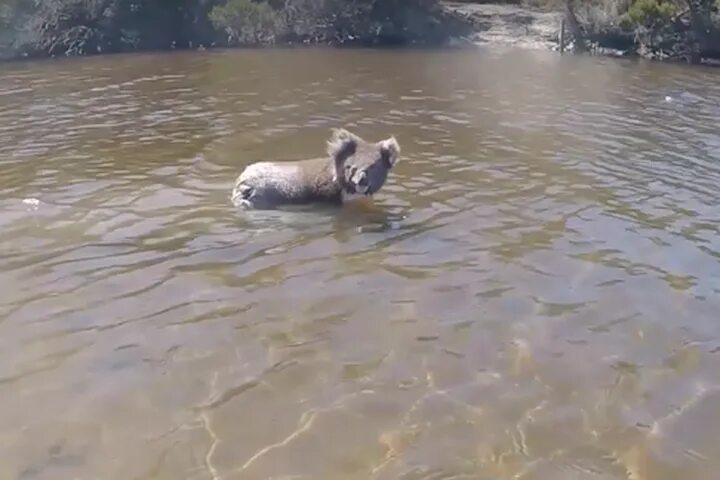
[2,2,719,68]
[444,1,563,52]
[3,41,718,71]
[445,1,720,68]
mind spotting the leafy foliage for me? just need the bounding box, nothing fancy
[0,0,473,59]
[564,0,720,62]
[209,0,278,45]
[623,0,677,28]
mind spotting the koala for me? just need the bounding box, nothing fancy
[231,128,401,209]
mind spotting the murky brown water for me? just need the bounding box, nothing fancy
[2,47,720,480]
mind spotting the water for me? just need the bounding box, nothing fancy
[1,47,720,480]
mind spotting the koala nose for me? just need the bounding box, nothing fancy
[357,172,368,187]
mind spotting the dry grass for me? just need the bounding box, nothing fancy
[574,0,631,28]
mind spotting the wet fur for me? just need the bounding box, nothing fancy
[232,129,400,209]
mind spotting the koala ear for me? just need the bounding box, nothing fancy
[328,128,358,184]
[327,128,358,161]
[380,136,400,168]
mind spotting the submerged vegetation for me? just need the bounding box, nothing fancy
[0,0,475,60]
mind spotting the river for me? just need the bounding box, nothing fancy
[1,47,720,480]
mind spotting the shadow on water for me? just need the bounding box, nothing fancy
[231,198,408,236]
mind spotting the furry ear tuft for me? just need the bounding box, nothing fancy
[327,128,358,161]
[328,128,358,184]
[380,136,400,168]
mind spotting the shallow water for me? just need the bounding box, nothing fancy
[1,47,720,480]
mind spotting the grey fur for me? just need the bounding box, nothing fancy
[231,128,401,209]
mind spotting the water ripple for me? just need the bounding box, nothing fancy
[1,48,720,479]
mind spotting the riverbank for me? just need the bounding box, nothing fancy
[444,2,563,51]
[0,0,476,62]
[1,0,718,66]
[446,0,720,66]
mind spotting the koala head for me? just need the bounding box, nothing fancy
[326,128,401,197]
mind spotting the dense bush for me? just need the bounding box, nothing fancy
[0,0,474,59]
[1,0,223,57]
[623,0,677,28]
[209,0,277,45]
[564,0,720,62]
[208,0,474,47]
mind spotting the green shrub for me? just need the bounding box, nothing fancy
[209,0,278,45]
[208,0,473,47]
[623,0,677,29]
[0,0,473,58]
